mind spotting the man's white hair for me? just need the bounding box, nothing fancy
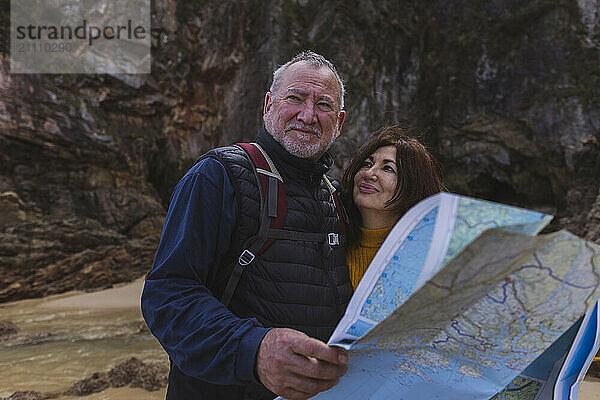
[269,50,345,110]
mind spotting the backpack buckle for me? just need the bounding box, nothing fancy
[238,249,255,266]
[328,233,339,246]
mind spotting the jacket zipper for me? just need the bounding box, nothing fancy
[314,173,342,319]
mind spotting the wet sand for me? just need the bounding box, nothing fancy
[39,277,146,309]
[580,378,600,400]
[54,386,167,400]
[1,277,167,400]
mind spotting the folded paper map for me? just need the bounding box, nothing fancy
[305,193,600,400]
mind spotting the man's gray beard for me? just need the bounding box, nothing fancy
[265,113,338,160]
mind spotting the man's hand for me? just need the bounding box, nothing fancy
[255,328,348,400]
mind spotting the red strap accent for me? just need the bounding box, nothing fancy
[237,142,270,172]
[236,143,287,255]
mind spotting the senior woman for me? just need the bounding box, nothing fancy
[341,125,446,289]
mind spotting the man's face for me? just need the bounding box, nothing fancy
[263,62,346,161]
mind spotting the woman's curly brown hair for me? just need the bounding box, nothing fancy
[342,125,446,247]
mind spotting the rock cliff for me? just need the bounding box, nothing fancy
[0,0,598,301]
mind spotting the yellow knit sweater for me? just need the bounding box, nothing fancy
[347,226,392,289]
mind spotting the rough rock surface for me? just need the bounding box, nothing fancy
[108,358,145,388]
[108,357,169,391]
[65,358,167,395]
[2,358,170,399]
[65,373,110,396]
[0,392,58,400]
[0,320,18,337]
[0,320,51,344]
[1,392,42,400]
[0,0,599,301]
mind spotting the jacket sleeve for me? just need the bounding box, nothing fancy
[141,157,270,385]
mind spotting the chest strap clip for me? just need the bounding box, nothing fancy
[328,233,339,246]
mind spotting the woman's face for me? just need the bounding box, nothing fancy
[352,145,399,217]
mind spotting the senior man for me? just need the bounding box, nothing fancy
[142,51,352,400]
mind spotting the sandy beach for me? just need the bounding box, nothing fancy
[53,386,167,400]
[39,277,146,309]
[1,277,167,400]
[580,378,600,400]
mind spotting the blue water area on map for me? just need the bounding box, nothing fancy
[443,199,553,266]
[359,207,439,323]
[346,319,374,337]
[315,344,511,400]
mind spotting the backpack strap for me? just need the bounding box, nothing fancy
[323,175,348,237]
[237,142,287,237]
[221,142,287,307]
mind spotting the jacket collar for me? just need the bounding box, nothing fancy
[255,126,333,182]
